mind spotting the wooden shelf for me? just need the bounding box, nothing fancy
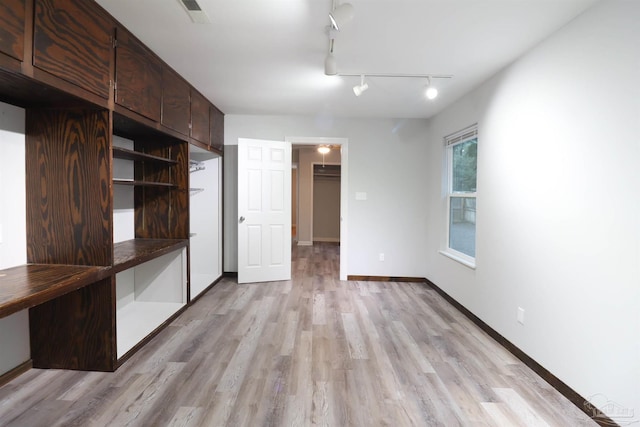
[112,146,177,165]
[113,239,188,273]
[0,264,110,319]
[113,179,176,188]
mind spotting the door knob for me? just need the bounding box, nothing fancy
[239,216,246,223]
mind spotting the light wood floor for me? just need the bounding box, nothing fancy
[0,243,597,426]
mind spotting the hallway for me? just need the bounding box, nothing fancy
[0,243,596,426]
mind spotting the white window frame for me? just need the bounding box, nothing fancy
[440,124,477,269]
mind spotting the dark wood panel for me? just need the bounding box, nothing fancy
[161,68,190,135]
[33,0,112,99]
[190,89,209,143]
[112,239,187,273]
[26,109,112,266]
[209,105,224,150]
[0,264,109,319]
[0,0,25,61]
[30,277,116,371]
[115,27,162,122]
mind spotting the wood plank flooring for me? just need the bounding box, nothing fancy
[0,243,597,426]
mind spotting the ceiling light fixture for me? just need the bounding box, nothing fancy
[353,74,369,96]
[329,2,354,31]
[317,145,331,155]
[425,77,438,100]
[318,145,331,166]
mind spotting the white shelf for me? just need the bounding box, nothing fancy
[116,301,185,358]
[115,247,187,359]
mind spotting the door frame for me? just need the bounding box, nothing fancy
[286,136,348,280]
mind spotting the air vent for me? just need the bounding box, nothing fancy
[178,0,211,24]
[182,0,201,11]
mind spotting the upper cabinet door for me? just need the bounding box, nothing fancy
[115,28,162,122]
[0,0,25,61]
[210,105,224,151]
[161,68,190,136]
[33,0,112,99]
[190,89,209,144]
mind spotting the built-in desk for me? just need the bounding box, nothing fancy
[0,264,109,319]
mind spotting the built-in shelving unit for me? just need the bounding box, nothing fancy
[0,0,224,378]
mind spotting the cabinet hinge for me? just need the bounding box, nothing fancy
[111,37,118,48]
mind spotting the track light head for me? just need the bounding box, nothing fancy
[324,53,337,76]
[353,74,368,96]
[353,82,368,96]
[324,53,338,76]
[425,77,438,100]
[426,86,438,100]
[329,3,354,30]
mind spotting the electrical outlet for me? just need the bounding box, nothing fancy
[517,307,525,325]
[379,253,385,261]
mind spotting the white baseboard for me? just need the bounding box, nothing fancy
[297,241,313,246]
[313,237,340,243]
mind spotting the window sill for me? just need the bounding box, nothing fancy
[439,250,476,269]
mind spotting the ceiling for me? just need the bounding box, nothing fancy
[95,0,599,119]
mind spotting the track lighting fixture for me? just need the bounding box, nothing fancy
[353,75,369,96]
[425,77,438,100]
[329,2,354,31]
[340,73,452,99]
[324,34,337,76]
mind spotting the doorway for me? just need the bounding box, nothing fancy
[286,137,348,280]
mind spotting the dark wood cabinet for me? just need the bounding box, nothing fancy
[190,89,209,144]
[0,0,25,61]
[210,105,224,150]
[33,0,112,99]
[161,68,190,135]
[115,28,162,122]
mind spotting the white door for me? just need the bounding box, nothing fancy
[237,138,292,284]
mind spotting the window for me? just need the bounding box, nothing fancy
[444,125,477,266]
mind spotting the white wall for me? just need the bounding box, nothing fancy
[223,116,430,277]
[424,0,640,418]
[0,101,30,376]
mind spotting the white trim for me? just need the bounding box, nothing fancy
[439,249,476,269]
[313,237,340,243]
[297,240,313,246]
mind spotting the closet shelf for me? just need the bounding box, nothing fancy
[113,239,188,273]
[113,179,176,188]
[113,146,178,165]
[0,264,110,319]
